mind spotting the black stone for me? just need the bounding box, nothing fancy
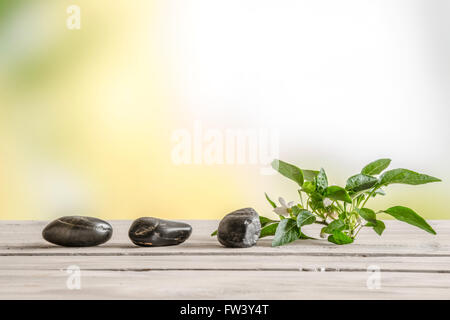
[42,216,113,247]
[217,207,261,248]
[128,217,192,247]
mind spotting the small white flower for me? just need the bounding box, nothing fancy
[323,197,333,208]
[273,197,296,217]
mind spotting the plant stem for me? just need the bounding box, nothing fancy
[361,186,378,208]
[298,190,304,208]
[315,220,329,226]
[353,224,364,238]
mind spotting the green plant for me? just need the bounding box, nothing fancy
[261,158,441,246]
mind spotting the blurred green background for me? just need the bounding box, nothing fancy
[1,0,448,220]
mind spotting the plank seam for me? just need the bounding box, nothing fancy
[1,267,450,274]
[2,252,450,257]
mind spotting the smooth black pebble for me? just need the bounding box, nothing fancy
[217,207,261,248]
[128,217,192,247]
[42,216,113,247]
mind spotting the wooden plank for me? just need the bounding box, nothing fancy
[0,269,449,300]
[1,220,449,256]
[1,220,449,299]
[1,255,450,273]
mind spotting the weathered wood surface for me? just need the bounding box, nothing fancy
[0,220,449,299]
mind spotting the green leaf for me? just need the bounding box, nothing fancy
[260,222,279,238]
[379,169,441,186]
[325,186,352,203]
[366,220,385,236]
[361,158,391,175]
[260,216,278,227]
[299,232,316,240]
[346,174,378,193]
[356,208,376,223]
[303,169,319,181]
[264,193,277,209]
[320,227,328,238]
[301,180,316,194]
[290,205,301,216]
[373,220,385,236]
[383,206,436,235]
[272,219,300,247]
[308,192,324,211]
[271,159,304,186]
[322,219,345,234]
[315,168,328,193]
[328,231,354,245]
[211,230,217,237]
[295,209,316,227]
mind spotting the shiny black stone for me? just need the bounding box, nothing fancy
[42,216,113,247]
[217,207,261,248]
[128,217,192,247]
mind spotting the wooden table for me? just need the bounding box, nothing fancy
[1,220,449,299]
